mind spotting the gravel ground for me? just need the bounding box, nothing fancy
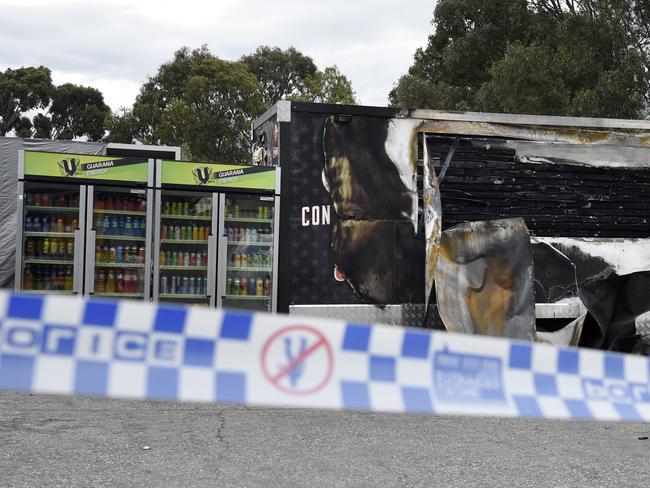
[0,391,649,487]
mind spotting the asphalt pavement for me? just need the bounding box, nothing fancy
[1,391,649,487]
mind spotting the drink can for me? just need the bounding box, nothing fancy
[182,277,189,294]
[161,276,168,295]
[171,276,177,294]
[189,277,196,294]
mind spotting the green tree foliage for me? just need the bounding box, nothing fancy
[107,46,264,163]
[241,45,357,105]
[0,66,53,136]
[33,83,110,141]
[300,66,356,104]
[390,0,650,118]
[241,46,318,106]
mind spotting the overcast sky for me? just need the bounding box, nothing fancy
[0,0,435,111]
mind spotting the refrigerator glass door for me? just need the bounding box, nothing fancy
[155,191,214,305]
[220,194,275,312]
[18,182,84,295]
[88,187,149,300]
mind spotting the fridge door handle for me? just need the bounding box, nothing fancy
[207,234,217,297]
[86,229,97,294]
[73,228,84,295]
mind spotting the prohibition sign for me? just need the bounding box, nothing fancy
[261,325,334,395]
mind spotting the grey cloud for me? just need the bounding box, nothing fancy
[0,0,434,108]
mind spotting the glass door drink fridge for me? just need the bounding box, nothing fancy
[217,193,279,312]
[16,150,154,299]
[154,160,280,311]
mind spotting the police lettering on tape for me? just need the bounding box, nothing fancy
[0,292,649,422]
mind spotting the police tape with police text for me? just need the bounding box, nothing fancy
[0,291,649,422]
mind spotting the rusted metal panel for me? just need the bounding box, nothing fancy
[435,218,536,340]
[419,120,650,148]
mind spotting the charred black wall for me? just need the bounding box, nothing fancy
[427,137,650,238]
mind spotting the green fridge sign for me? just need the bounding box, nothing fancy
[161,160,277,191]
[23,151,150,183]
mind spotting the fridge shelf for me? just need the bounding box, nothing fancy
[25,205,79,213]
[93,292,144,298]
[94,209,146,216]
[96,235,146,241]
[224,218,273,224]
[22,289,73,295]
[161,239,209,244]
[24,258,73,265]
[161,265,208,270]
[24,231,74,238]
[162,214,212,221]
[95,262,145,268]
[223,295,270,301]
[227,241,272,247]
[227,266,272,272]
[159,294,209,300]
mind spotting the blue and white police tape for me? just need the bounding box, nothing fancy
[0,291,649,422]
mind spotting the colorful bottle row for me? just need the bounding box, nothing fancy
[160,276,208,295]
[25,238,73,260]
[226,275,271,297]
[160,251,208,267]
[95,196,145,212]
[161,225,210,241]
[26,193,79,208]
[23,265,73,291]
[95,215,146,237]
[96,245,145,264]
[225,203,270,220]
[230,253,271,268]
[226,227,272,243]
[95,269,144,294]
[163,201,211,217]
[26,216,77,233]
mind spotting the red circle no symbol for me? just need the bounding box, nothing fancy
[261,325,334,396]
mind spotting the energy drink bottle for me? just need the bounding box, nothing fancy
[133,218,139,236]
[233,278,240,296]
[42,238,50,257]
[116,246,124,263]
[161,276,168,295]
[184,252,190,266]
[66,240,73,259]
[109,247,117,263]
[241,254,247,268]
[125,216,132,236]
[64,267,73,291]
[182,277,189,294]
[264,278,271,296]
[241,277,248,296]
[202,277,208,295]
[189,277,196,294]
[161,225,168,240]
[97,270,106,293]
[248,278,255,296]
[256,278,263,296]
[41,217,49,232]
[25,239,34,258]
[106,270,116,293]
[226,277,233,295]
[164,201,170,214]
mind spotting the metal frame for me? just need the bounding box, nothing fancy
[84,186,96,294]
[73,186,87,295]
[215,194,227,309]
[14,181,25,290]
[152,189,162,301]
[271,195,280,313]
[106,143,181,161]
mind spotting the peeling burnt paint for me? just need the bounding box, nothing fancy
[435,218,536,340]
[423,142,442,319]
[323,115,424,304]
